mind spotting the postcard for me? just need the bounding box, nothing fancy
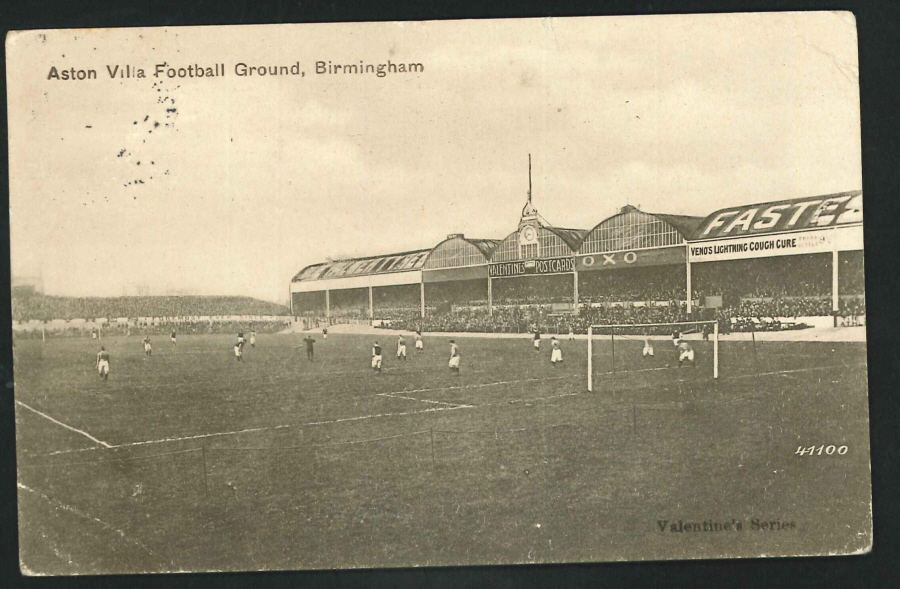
[7,12,869,574]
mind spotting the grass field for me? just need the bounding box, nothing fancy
[13,331,871,574]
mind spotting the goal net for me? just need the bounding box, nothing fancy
[586,320,719,392]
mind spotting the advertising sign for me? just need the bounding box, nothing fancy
[688,229,850,263]
[696,191,862,239]
[489,256,574,277]
[576,246,685,272]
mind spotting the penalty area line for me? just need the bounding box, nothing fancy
[377,392,472,408]
[16,401,111,449]
[376,375,575,409]
[399,375,573,396]
[35,404,472,457]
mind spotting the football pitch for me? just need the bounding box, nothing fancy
[13,332,871,573]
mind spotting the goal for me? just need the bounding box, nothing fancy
[586,320,719,392]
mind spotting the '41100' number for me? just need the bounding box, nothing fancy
[795,445,848,456]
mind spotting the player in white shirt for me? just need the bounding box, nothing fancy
[676,339,695,368]
[372,341,383,374]
[397,335,407,360]
[550,337,563,366]
[448,340,460,375]
[642,337,655,360]
[234,341,244,362]
[415,329,424,351]
[250,330,256,347]
[96,346,111,381]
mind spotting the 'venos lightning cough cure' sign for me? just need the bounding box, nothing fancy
[689,232,835,262]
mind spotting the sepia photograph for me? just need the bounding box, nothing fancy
[6,12,871,575]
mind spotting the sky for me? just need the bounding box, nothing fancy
[6,12,861,303]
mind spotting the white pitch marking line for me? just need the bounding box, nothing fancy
[377,392,471,408]
[376,375,573,408]
[17,482,154,555]
[730,362,867,380]
[489,391,582,406]
[35,404,471,457]
[71,364,407,394]
[39,425,273,456]
[398,375,572,396]
[16,401,111,448]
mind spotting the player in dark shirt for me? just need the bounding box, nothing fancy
[96,346,111,381]
[372,341,383,374]
[533,328,541,352]
[171,330,177,346]
[303,336,316,361]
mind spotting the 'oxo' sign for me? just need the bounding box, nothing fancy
[575,246,685,271]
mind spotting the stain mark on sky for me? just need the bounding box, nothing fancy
[116,72,182,194]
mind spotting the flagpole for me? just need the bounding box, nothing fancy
[528,153,532,203]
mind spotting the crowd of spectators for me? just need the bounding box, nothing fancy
[493,276,574,305]
[692,256,832,301]
[734,297,831,319]
[839,251,866,296]
[425,281,489,308]
[578,266,685,304]
[12,291,290,322]
[13,319,292,339]
[385,301,694,335]
[721,296,865,330]
[328,288,369,320]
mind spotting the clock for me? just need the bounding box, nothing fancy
[520,225,538,244]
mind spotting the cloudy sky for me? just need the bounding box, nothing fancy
[7,12,861,303]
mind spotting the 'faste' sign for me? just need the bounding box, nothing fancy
[696,192,862,239]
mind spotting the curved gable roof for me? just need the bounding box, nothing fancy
[649,213,705,240]
[579,206,702,255]
[423,236,501,269]
[292,249,431,282]
[467,238,502,259]
[544,227,587,251]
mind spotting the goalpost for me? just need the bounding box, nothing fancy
[587,320,718,392]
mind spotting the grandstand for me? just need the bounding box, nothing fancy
[291,191,865,334]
